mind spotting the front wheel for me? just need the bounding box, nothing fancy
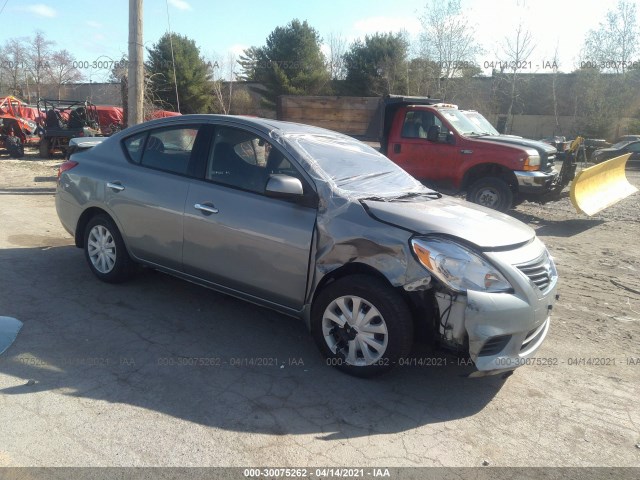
[466,177,513,212]
[83,214,134,283]
[6,137,24,158]
[311,275,413,378]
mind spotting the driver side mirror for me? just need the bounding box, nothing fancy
[265,174,304,198]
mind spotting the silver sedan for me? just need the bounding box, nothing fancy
[56,115,558,377]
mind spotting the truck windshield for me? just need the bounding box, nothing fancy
[438,109,488,136]
[289,134,428,197]
[462,111,500,135]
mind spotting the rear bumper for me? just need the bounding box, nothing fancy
[514,169,558,193]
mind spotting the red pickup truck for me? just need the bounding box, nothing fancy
[380,97,560,210]
[277,95,563,211]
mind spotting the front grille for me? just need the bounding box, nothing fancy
[516,253,555,291]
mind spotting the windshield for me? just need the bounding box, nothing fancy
[438,109,487,136]
[612,141,631,149]
[287,134,429,198]
[462,111,500,135]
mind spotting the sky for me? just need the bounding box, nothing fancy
[0,0,627,83]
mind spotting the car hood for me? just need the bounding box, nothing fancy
[362,196,535,249]
[476,135,557,156]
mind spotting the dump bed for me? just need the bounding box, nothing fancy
[276,95,440,143]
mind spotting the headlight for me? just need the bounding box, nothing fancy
[523,154,540,171]
[411,237,513,293]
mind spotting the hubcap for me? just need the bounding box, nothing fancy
[322,295,388,366]
[477,188,499,207]
[87,225,116,274]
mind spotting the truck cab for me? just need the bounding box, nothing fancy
[381,99,558,211]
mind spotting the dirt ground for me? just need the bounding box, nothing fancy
[0,152,639,468]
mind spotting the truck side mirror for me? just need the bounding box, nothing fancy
[446,132,455,144]
[427,125,440,142]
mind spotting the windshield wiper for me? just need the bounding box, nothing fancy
[394,191,442,200]
[360,191,442,202]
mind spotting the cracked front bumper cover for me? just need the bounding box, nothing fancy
[435,279,558,373]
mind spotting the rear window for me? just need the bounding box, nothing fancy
[123,126,200,176]
[123,131,147,164]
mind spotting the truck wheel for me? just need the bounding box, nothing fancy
[39,139,51,158]
[6,138,24,158]
[311,274,413,378]
[466,177,513,212]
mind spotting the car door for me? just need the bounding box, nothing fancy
[107,124,207,271]
[388,109,462,188]
[182,124,317,309]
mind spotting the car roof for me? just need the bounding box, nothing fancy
[123,114,345,139]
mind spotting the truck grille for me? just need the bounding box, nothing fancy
[516,253,556,291]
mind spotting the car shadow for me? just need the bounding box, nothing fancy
[510,211,605,237]
[0,245,506,440]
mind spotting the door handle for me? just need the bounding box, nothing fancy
[194,203,219,215]
[393,144,401,153]
[107,182,125,192]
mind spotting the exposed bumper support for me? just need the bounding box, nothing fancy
[514,169,558,194]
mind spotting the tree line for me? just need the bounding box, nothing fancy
[1,0,639,138]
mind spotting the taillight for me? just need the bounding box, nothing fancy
[57,160,79,181]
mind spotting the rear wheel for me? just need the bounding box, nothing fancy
[83,215,134,283]
[466,176,513,212]
[311,275,413,377]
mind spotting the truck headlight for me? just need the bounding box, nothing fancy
[523,154,540,171]
[411,238,513,293]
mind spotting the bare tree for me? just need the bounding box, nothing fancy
[419,0,483,100]
[499,24,535,134]
[326,32,347,80]
[1,38,29,97]
[47,50,84,100]
[583,0,639,73]
[211,53,237,114]
[550,44,561,134]
[27,31,55,100]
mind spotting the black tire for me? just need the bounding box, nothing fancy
[39,138,50,158]
[466,176,513,212]
[83,214,134,283]
[311,274,413,378]
[6,138,24,158]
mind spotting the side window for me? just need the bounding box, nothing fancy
[401,111,443,139]
[139,125,199,175]
[123,131,147,164]
[627,143,640,152]
[402,111,419,138]
[207,127,292,193]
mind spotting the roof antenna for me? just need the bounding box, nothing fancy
[165,0,180,113]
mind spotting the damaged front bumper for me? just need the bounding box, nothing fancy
[433,240,558,374]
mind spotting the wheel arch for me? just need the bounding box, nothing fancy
[461,163,518,193]
[310,262,436,341]
[312,263,392,304]
[75,207,116,248]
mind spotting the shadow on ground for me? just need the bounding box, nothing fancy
[510,211,605,237]
[0,245,505,440]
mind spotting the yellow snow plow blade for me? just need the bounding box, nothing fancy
[570,153,638,216]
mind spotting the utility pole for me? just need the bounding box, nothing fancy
[128,0,144,126]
